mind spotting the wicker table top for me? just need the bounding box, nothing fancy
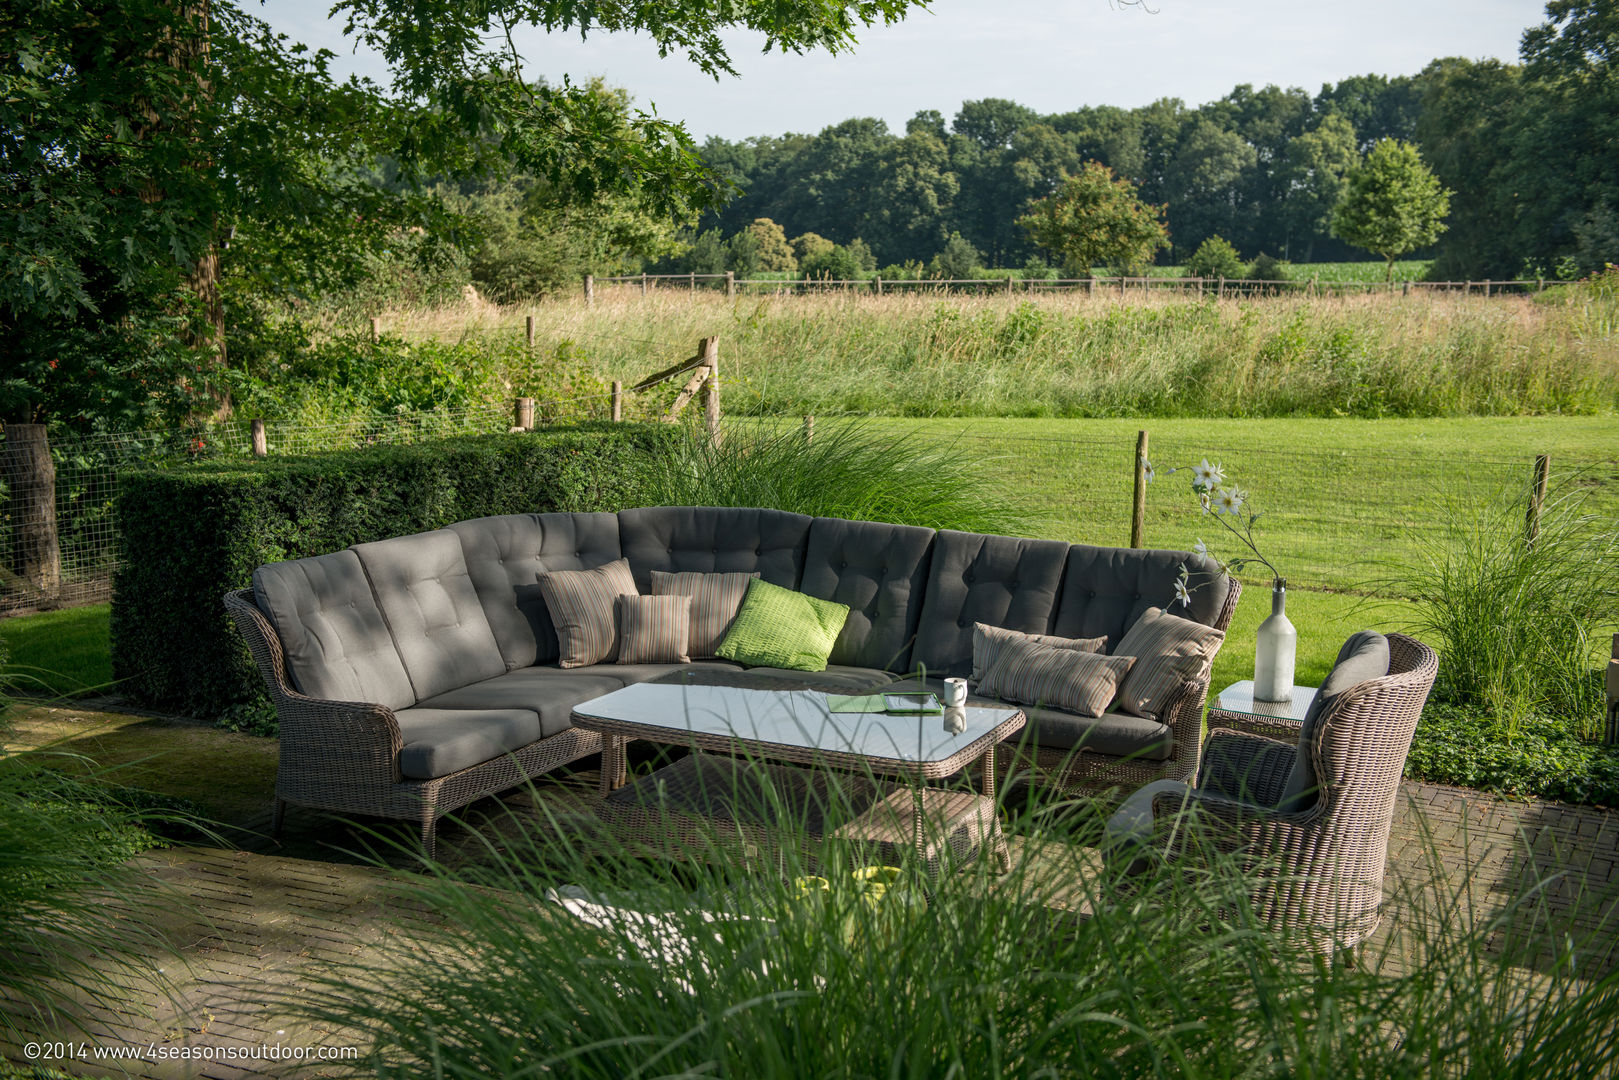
[572,682,1025,782]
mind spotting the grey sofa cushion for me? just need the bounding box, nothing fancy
[801,517,936,671]
[618,506,812,591]
[909,530,1070,678]
[416,670,625,737]
[449,513,623,669]
[733,665,898,694]
[252,549,416,710]
[1021,705,1174,760]
[394,707,544,779]
[558,660,746,685]
[352,530,508,701]
[1276,631,1391,812]
[1051,546,1231,649]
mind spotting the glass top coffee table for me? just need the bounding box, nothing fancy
[571,682,1026,875]
[1208,679,1318,740]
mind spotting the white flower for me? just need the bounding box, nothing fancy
[1192,538,1207,556]
[1174,577,1192,607]
[1191,458,1224,490]
[1142,460,1155,482]
[1213,487,1243,514]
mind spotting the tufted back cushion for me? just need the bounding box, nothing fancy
[449,513,622,668]
[352,530,507,701]
[617,506,812,592]
[799,517,936,671]
[251,549,415,710]
[909,530,1071,678]
[1051,546,1231,649]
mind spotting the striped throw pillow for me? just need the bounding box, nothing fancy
[649,570,760,659]
[616,595,693,664]
[536,558,638,667]
[971,622,1107,683]
[979,636,1136,718]
[1112,606,1226,718]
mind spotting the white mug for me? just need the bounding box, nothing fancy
[942,677,969,707]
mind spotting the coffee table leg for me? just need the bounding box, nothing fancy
[979,744,1012,874]
[599,735,628,796]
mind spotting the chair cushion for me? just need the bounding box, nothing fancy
[971,622,1105,683]
[649,570,759,659]
[716,579,850,672]
[800,517,936,672]
[449,512,623,669]
[558,660,747,685]
[536,559,639,667]
[1276,631,1390,811]
[394,707,544,779]
[1052,545,1231,648]
[1021,705,1175,760]
[910,530,1071,679]
[730,665,898,694]
[415,670,625,738]
[979,636,1136,718]
[616,595,692,665]
[352,530,508,701]
[1112,606,1226,718]
[617,506,812,591]
[251,549,416,711]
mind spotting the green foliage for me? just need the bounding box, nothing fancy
[0,604,112,699]
[744,219,798,273]
[1381,477,1619,734]
[1246,253,1292,281]
[643,421,1032,535]
[800,242,869,280]
[109,425,681,726]
[791,233,836,264]
[1332,139,1451,280]
[1017,162,1169,276]
[1406,702,1619,805]
[927,233,983,279]
[1187,236,1246,280]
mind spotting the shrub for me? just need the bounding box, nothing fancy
[928,233,983,279]
[1407,702,1619,805]
[1247,252,1292,281]
[643,420,1034,536]
[110,425,681,728]
[1187,235,1246,280]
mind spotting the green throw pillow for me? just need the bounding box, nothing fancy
[716,579,850,671]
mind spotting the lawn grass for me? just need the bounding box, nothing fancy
[0,603,114,698]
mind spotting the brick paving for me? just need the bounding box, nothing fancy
[4,772,1616,1079]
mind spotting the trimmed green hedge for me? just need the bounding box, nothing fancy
[110,424,681,730]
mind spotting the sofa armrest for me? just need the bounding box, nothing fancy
[1150,675,1211,782]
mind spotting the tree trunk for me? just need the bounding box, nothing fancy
[1,424,61,601]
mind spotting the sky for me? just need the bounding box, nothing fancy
[259,0,1547,142]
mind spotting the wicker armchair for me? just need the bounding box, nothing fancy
[998,579,1243,794]
[224,589,603,857]
[1106,632,1438,955]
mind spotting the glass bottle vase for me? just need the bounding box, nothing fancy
[1253,578,1297,702]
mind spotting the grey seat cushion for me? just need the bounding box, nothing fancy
[1051,546,1231,649]
[617,506,812,591]
[352,530,508,701]
[449,513,623,668]
[416,670,625,737]
[1276,631,1390,812]
[800,517,936,672]
[252,549,416,710]
[734,665,898,694]
[1019,706,1174,761]
[394,707,544,780]
[909,530,1071,678]
[557,660,746,686]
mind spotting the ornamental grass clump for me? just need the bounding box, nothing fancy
[279,759,1619,1078]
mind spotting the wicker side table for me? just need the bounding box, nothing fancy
[1205,679,1317,742]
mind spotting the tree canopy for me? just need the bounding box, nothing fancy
[1017,162,1169,276]
[1331,140,1451,280]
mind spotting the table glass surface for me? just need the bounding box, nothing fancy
[573,683,1019,764]
[1212,680,1317,722]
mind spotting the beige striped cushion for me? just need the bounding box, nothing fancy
[536,558,638,667]
[649,570,760,659]
[616,595,692,664]
[971,622,1106,683]
[980,636,1135,718]
[1112,606,1226,717]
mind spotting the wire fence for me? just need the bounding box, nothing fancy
[5,404,1609,613]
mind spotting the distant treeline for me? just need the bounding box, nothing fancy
[669,27,1617,281]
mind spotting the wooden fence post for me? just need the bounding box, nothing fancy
[1130,430,1149,549]
[1526,453,1550,547]
[611,381,623,422]
[1464,280,1472,296]
[803,415,814,445]
[251,417,267,458]
[370,317,380,343]
[701,337,721,446]
[1484,279,1493,298]
[1196,276,1205,299]
[514,397,535,432]
[1086,276,1095,298]
[1006,275,1014,299]
[641,273,648,296]
[1403,281,1412,297]
[1538,278,1546,292]
[1216,276,1225,301]
[0,424,61,600]
[584,274,595,305]
[874,276,883,295]
[525,315,535,349]
[725,271,735,299]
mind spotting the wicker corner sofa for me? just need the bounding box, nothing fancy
[225,507,1239,854]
